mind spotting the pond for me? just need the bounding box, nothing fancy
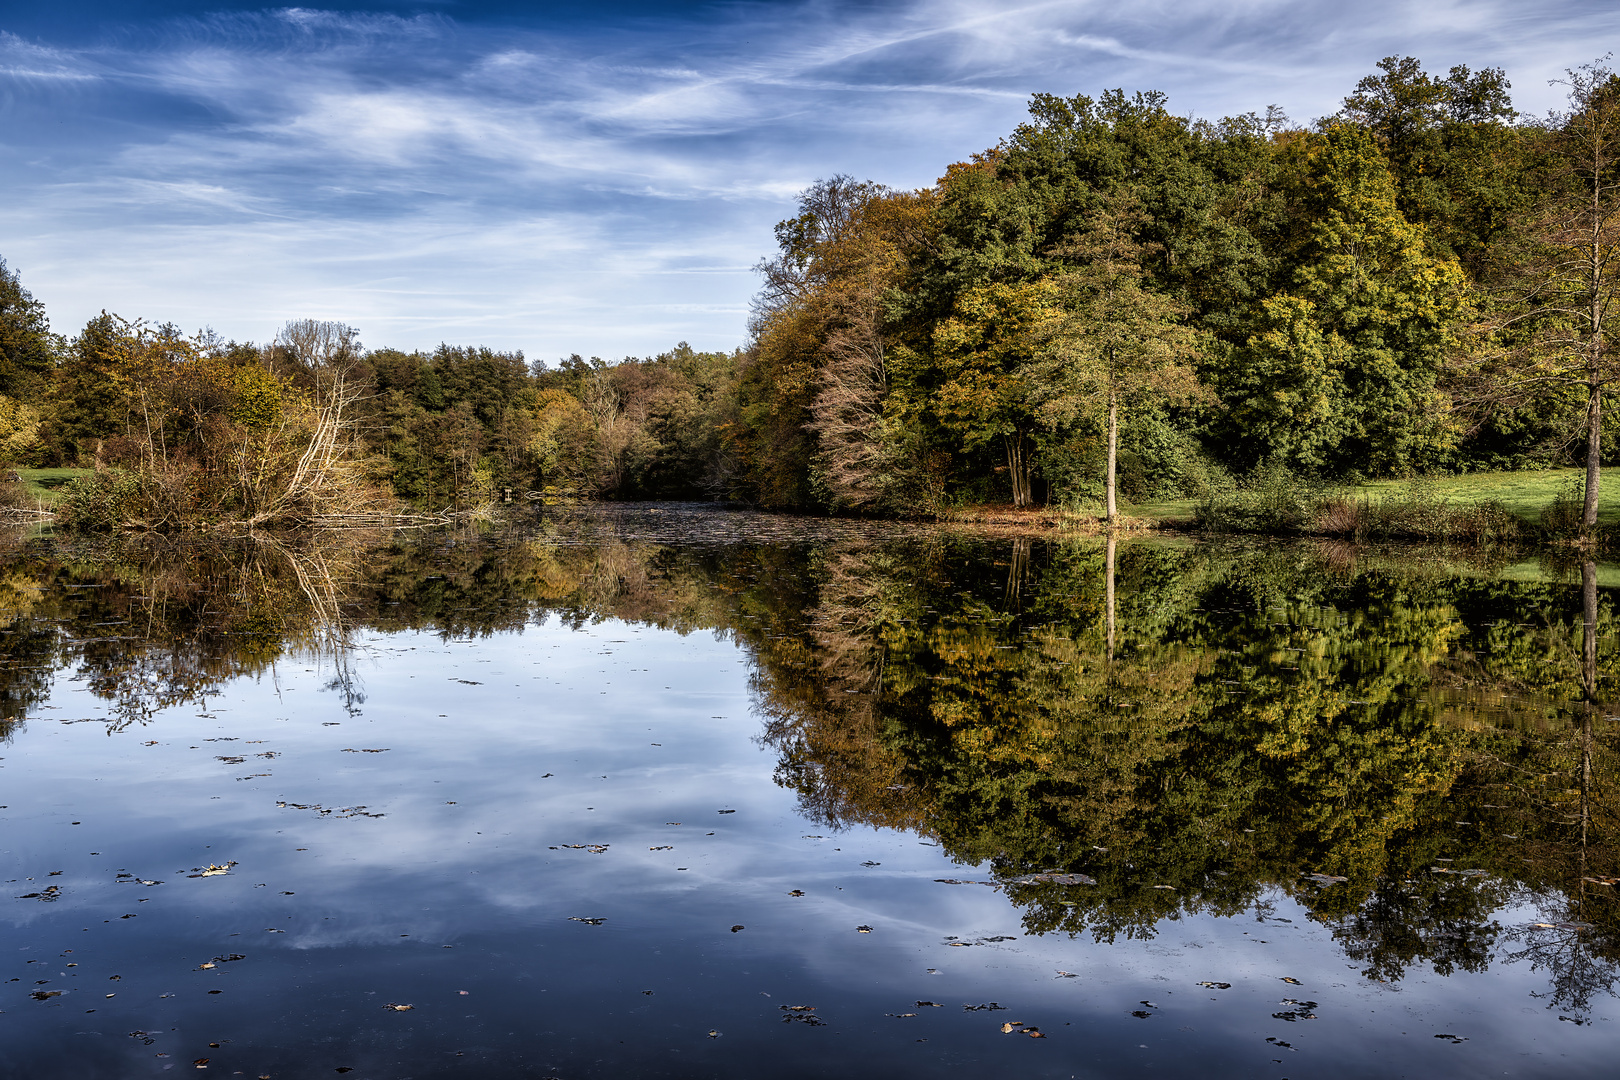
[1,505,1616,1078]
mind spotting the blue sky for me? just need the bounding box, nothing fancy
[2,1,1616,362]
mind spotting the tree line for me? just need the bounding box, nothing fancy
[2,55,1617,527]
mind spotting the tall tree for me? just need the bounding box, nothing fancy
[1032,192,1204,522]
[0,257,55,402]
[1460,62,1620,533]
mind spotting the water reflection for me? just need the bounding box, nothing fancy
[2,512,1618,1044]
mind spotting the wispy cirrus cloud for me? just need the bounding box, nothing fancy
[1,1,1616,358]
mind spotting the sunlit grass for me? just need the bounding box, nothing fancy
[1129,467,1620,527]
[12,468,95,507]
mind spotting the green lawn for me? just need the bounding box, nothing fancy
[1129,467,1620,528]
[1353,467,1619,525]
[9,467,95,508]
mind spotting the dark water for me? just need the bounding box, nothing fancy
[1,506,1617,1078]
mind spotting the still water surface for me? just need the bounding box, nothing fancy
[2,507,1617,1077]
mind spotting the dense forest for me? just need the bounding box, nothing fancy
[1,55,1618,527]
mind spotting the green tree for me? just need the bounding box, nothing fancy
[0,257,55,402]
[1032,192,1205,521]
[1211,125,1465,474]
[1459,62,1620,533]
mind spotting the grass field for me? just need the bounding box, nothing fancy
[1131,467,1620,527]
[8,468,95,508]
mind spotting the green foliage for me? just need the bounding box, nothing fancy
[0,257,56,402]
[55,470,141,532]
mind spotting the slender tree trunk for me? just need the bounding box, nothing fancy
[1581,558,1597,851]
[1105,389,1118,525]
[1584,380,1602,534]
[1104,533,1116,662]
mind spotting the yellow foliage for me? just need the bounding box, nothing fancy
[0,393,41,463]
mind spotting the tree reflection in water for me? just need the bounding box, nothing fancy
[0,520,1615,1018]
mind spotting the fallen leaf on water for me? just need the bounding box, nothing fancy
[383,1003,413,1011]
[856,925,873,933]
[1434,1033,1467,1043]
[707,1030,721,1039]
[1280,977,1302,985]
[779,1005,825,1026]
[787,890,804,897]
[717,810,736,814]
[861,861,881,868]
[1026,1028,1046,1038]
[963,1002,1006,1012]
[31,990,62,1000]
[1196,981,1231,990]
[193,1059,209,1067]
[188,863,238,878]
[887,1013,916,1018]
[730,925,745,933]
[915,1001,942,1007]
[648,846,674,851]
[568,917,605,925]
[1055,971,1078,978]
[1305,873,1348,885]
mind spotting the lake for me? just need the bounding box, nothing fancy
[1,505,1616,1078]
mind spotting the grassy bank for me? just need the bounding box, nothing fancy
[1131,468,1617,530]
[8,468,94,508]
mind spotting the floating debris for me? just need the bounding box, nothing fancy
[787,889,805,897]
[553,844,610,854]
[277,803,382,819]
[383,1003,414,1011]
[717,809,736,814]
[31,990,62,1000]
[934,879,999,888]
[648,846,674,852]
[341,748,390,754]
[730,925,745,933]
[1196,981,1232,990]
[1434,1033,1467,1043]
[568,917,605,925]
[779,1005,825,1026]
[915,1001,942,1007]
[1273,999,1319,1021]
[1009,873,1097,886]
[963,1002,1006,1012]
[16,885,61,901]
[856,925,873,933]
[1055,971,1078,979]
[188,863,238,878]
[1279,977,1303,985]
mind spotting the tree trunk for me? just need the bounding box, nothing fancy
[1105,390,1118,525]
[1581,558,1597,851]
[1584,380,1602,535]
[1104,533,1116,662]
[1005,432,1029,508]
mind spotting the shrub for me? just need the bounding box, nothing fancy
[1195,463,1317,533]
[1540,477,1586,538]
[55,470,143,532]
